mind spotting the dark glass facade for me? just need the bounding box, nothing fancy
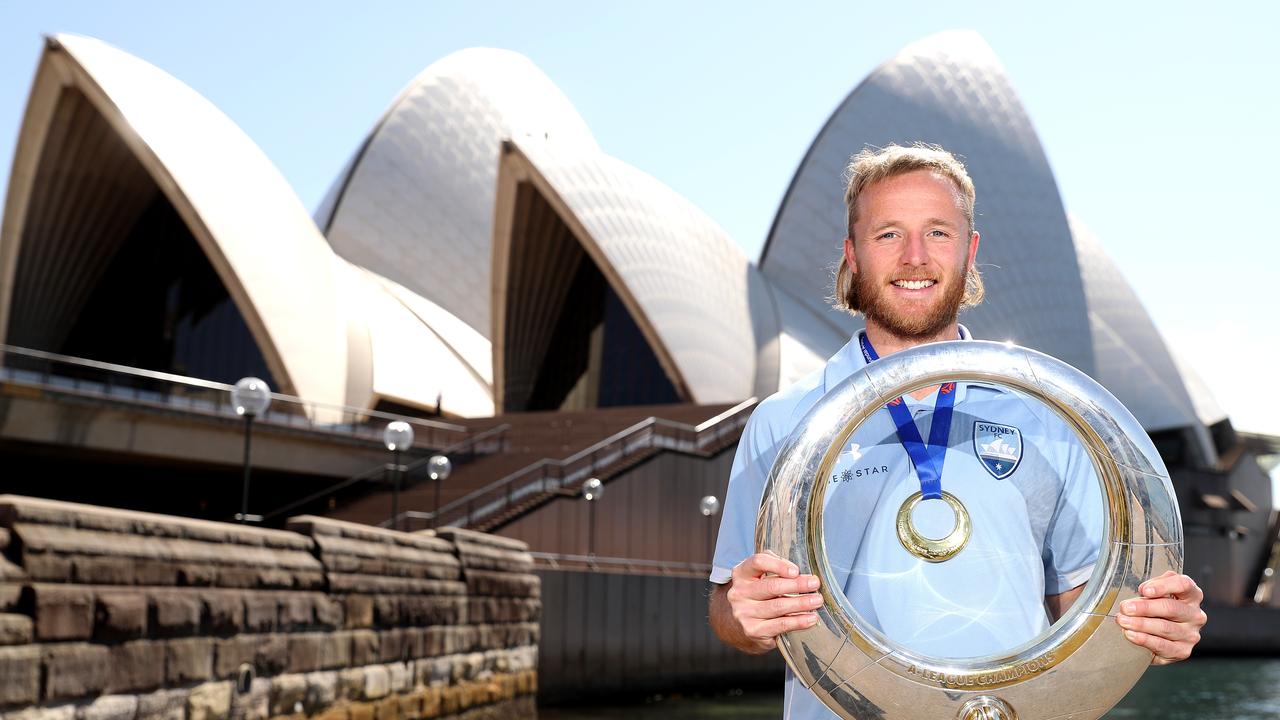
[501,181,681,413]
[2,85,276,389]
[523,256,678,411]
[597,286,680,407]
[58,196,275,387]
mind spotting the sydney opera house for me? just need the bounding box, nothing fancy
[2,30,1277,693]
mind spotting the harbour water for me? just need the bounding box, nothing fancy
[539,657,1280,719]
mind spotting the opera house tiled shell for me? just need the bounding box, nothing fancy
[0,31,1226,457]
[491,137,770,408]
[314,49,604,408]
[317,48,599,342]
[0,34,351,411]
[1068,216,1217,462]
[0,35,495,417]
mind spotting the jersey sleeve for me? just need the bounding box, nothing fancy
[709,405,781,584]
[1042,431,1106,595]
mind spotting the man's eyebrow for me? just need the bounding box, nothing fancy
[864,218,959,234]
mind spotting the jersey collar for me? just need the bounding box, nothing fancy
[823,323,972,395]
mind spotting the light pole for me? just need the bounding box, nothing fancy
[582,477,604,558]
[232,377,271,523]
[383,421,414,531]
[427,454,452,529]
[700,495,721,565]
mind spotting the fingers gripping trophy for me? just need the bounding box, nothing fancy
[708,145,1207,720]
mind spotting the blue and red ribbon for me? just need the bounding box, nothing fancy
[858,333,955,500]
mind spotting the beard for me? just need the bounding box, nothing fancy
[854,266,967,341]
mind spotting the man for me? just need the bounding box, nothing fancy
[708,144,1207,716]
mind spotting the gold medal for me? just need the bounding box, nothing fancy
[895,490,971,562]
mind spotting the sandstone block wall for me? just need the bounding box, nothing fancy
[0,496,539,720]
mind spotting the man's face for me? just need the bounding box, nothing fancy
[844,170,980,340]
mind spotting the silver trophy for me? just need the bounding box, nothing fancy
[757,341,1182,720]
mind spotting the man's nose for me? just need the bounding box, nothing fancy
[901,231,929,266]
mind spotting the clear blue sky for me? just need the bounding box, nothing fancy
[1,2,1276,440]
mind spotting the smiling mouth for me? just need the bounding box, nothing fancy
[892,279,936,290]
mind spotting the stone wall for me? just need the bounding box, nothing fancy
[0,496,539,720]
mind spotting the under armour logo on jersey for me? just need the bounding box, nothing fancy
[974,421,1022,479]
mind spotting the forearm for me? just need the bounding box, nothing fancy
[709,582,774,655]
[1045,584,1085,622]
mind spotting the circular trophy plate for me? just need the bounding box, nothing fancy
[756,341,1183,720]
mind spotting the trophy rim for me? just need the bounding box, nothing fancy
[755,340,1183,720]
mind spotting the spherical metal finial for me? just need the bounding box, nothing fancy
[383,421,414,452]
[700,495,721,517]
[427,454,452,481]
[232,377,271,417]
[581,477,604,501]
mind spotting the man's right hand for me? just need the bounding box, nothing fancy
[709,552,823,655]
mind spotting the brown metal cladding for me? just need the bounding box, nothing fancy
[497,448,735,566]
[536,569,780,702]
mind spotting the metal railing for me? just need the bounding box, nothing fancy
[0,344,470,448]
[388,397,758,531]
[260,422,510,523]
[529,551,711,577]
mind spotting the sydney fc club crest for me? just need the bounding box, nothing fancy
[973,422,1022,479]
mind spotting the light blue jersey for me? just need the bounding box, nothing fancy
[711,328,1104,719]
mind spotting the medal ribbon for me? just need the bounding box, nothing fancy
[858,333,955,500]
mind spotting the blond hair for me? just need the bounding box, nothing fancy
[833,143,984,313]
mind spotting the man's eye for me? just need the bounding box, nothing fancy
[876,232,899,240]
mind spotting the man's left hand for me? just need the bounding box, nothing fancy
[1116,571,1207,664]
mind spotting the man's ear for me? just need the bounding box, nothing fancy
[843,236,858,274]
[966,230,980,271]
